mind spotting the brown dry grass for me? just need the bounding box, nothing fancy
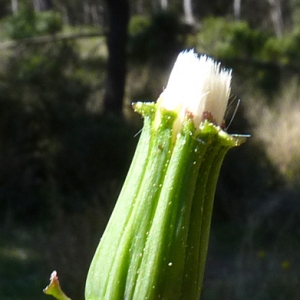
[245,79,300,187]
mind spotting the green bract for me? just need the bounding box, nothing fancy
[85,101,246,300]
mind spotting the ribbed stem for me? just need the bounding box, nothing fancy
[133,118,205,299]
[196,145,229,295]
[85,104,156,299]
[85,104,246,300]
[179,124,236,300]
[86,104,177,300]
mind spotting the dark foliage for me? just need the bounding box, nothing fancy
[128,11,189,66]
[0,38,136,226]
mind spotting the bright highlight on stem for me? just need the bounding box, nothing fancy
[85,50,247,300]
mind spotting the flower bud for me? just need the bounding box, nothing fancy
[85,50,247,300]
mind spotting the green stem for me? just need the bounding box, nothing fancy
[133,118,205,299]
[85,105,247,300]
[86,104,177,300]
[107,109,175,299]
[85,104,155,299]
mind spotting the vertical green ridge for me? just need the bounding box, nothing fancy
[196,145,229,296]
[85,104,156,300]
[119,110,176,299]
[180,124,243,300]
[132,118,203,299]
[194,131,246,296]
[179,129,217,299]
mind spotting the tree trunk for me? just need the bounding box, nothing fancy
[84,2,90,24]
[183,0,195,25]
[233,0,241,20]
[104,0,129,115]
[11,0,18,14]
[267,0,283,37]
[161,0,168,10]
[33,0,53,12]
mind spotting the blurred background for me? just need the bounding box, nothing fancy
[0,0,299,299]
